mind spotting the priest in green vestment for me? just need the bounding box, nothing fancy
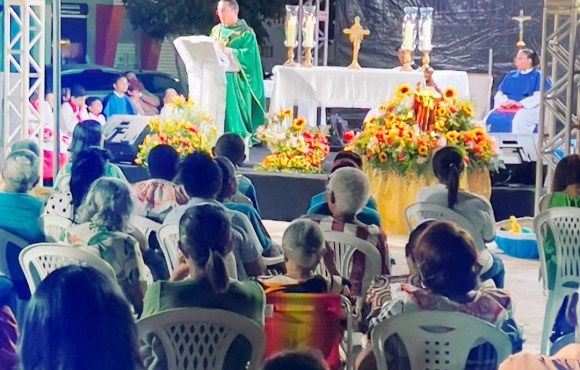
[211,0,265,139]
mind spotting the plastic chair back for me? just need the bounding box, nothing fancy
[534,207,580,354]
[133,215,161,241]
[264,293,352,370]
[405,202,484,251]
[263,255,284,276]
[40,214,72,243]
[0,229,30,301]
[320,231,382,296]
[371,311,511,370]
[19,243,116,294]
[157,224,180,273]
[137,308,265,370]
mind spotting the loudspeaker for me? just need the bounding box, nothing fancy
[103,115,150,164]
[488,134,543,186]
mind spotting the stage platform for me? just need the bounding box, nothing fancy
[117,145,537,227]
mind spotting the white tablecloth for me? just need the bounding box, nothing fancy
[268,66,470,126]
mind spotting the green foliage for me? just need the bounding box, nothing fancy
[123,0,298,44]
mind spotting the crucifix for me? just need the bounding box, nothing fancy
[511,9,532,49]
[343,16,370,70]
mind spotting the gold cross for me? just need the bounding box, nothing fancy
[511,9,532,49]
[343,16,370,70]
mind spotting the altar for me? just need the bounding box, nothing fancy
[268,66,470,126]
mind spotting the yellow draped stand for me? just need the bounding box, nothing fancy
[364,166,491,235]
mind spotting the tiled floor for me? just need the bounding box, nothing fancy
[264,220,546,354]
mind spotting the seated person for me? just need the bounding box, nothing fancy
[44,147,107,223]
[7,139,53,202]
[499,345,580,370]
[362,220,434,330]
[306,167,390,297]
[307,152,381,227]
[355,221,524,370]
[19,266,143,370]
[142,204,265,370]
[486,49,551,133]
[213,133,260,212]
[53,120,126,190]
[133,145,188,222]
[0,150,44,243]
[258,219,350,296]
[417,147,505,288]
[392,45,415,71]
[164,152,266,279]
[67,178,152,314]
[215,156,280,256]
[102,75,136,118]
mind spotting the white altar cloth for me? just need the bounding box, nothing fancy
[268,66,470,126]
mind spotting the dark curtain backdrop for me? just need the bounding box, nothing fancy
[333,0,543,86]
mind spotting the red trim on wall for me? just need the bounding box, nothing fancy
[94,4,124,66]
[140,35,162,70]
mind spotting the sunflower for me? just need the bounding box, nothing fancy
[378,152,388,163]
[445,130,459,142]
[396,84,412,96]
[417,145,429,156]
[442,87,457,100]
[461,103,474,117]
[291,117,306,131]
[283,109,293,117]
[436,106,447,117]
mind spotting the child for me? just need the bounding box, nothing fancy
[86,97,106,125]
[102,75,136,118]
[213,133,260,213]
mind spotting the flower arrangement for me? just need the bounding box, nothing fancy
[347,84,502,175]
[135,97,218,166]
[255,109,330,173]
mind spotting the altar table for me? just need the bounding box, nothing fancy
[269,66,470,126]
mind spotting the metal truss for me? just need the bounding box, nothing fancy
[2,0,45,175]
[535,0,580,209]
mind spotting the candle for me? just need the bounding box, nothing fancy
[421,18,432,50]
[303,15,316,48]
[285,16,297,47]
[402,23,415,50]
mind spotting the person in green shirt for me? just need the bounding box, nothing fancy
[141,203,265,370]
[210,0,266,138]
[542,154,580,290]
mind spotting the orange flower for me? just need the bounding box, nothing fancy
[291,117,306,131]
[417,145,429,156]
[396,84,412,96]
[442,87,457,100]
[378,152,387,163]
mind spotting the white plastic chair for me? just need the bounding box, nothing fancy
[40,214,72,243]
[137,308,265,370]
[133,215,161,241]
[263,255,284,276]
[19,243,117,294]
[319,231,382,297]
[534,207,580,355]
[157,224,180,273]
[157,223,238,279]
[405,202,484,251]
[0,229,31,321]
[371,311,511,370]
[467,73,494,121]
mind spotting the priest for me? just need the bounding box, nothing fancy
[486,49,551,133]
[211,0,265,138]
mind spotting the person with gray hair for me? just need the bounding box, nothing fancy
[258,219,349,295]
[11,139,40,157]
[0,150,45,243]
[8,140,55,202]
[307,167,390,297]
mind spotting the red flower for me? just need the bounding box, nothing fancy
[449,106,458,115]
[343,130,355,142]
[188,126,198,134]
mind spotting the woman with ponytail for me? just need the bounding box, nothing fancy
[416,147,505,288]
[141,203,265,370]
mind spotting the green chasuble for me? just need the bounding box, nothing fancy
[211,20,266,138]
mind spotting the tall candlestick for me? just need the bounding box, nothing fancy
[302,6,317,49]
[285,15,298,47]
[419,7,433,52]
[401,7,418,52]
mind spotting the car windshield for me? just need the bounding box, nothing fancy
[62,71,118,91]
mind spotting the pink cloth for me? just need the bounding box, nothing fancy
[499,345,580,370]
[133,179,189,220]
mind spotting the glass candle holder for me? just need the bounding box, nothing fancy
[419,7,434,52]
[284,5,299,48]
[302,6,317,49]
[401,7,418,51]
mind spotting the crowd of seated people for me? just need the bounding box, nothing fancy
[3,121,580,370]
